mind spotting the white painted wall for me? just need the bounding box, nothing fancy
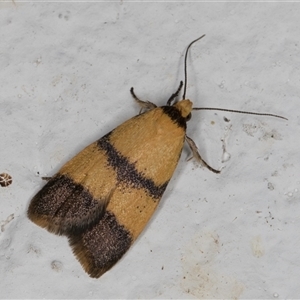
[1,2,298,298]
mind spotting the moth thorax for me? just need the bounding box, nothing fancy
[174,99,193,118]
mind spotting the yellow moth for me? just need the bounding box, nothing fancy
[28,35,286,278]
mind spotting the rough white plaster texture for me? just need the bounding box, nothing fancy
[0,1,299,299]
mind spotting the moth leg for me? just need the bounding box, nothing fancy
[167,81,183,106]
[130,87,157,114]
[185,135,220,174]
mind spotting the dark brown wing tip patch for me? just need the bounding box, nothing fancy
[28,174,109,236]
[68,211,133,278]
[68,233,110,278]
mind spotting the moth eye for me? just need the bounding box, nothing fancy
[186,113,192,121]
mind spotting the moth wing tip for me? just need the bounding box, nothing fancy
[68,234,111,278]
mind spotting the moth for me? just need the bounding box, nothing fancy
[28,35,286,278]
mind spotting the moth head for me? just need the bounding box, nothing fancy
[174,99,193,121]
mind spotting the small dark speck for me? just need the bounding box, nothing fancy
[0,173,12,187]
[51,260,63,272]
[58,12,70,21]
[224,117,230,122]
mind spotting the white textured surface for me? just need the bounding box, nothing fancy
[0,2,298,299]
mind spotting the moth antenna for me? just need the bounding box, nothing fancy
[167,81,183,106]
[182,34,206,100]
[192,107,288,120]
